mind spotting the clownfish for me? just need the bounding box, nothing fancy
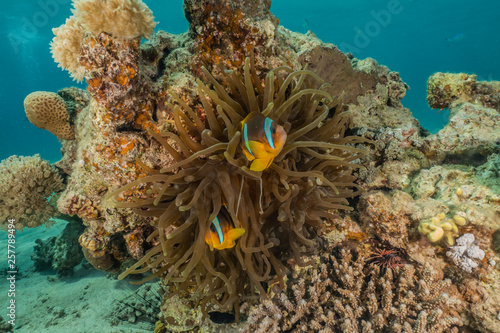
[205,207,245,250]
[240,112,287,171]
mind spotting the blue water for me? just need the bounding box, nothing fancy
[1,0,499,162]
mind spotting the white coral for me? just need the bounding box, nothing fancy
[455,233,474,246]
[446,233,485,273]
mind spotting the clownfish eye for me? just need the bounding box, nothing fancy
[210,223,217,232]
[272,127,276,134]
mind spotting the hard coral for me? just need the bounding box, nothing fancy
[0,155,65,230]
[32,220,85,276]
[446,233,485,273]
[24,91,75,140]
[105,55,365,317]
[243,248,465,333]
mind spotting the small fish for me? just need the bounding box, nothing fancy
[205,207,245,250]
[240,112,287,171]
[302,19,311,33]
[446,33,464,43]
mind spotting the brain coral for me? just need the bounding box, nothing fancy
[24,91,75,140]
[0,155,65,230]
[72,0,157,39]
[51,17,86,82]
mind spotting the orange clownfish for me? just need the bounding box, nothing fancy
[205,207,245,250]
[240,112,287,171]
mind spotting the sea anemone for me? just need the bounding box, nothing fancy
[105,53,366,317]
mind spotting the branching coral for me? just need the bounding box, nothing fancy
[105,54,366,317]
[243,248,465,333]
[0,155,65,230]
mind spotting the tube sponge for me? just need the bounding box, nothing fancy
[24,91,75,140]
[72,0,157,39]
[0,155,65,230]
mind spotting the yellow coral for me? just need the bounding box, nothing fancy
[418,212,467,246]
[24,91,74,140]
[72,0,157,39]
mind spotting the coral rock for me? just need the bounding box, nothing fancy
[358,190,415,248]
[32,220,85,276]
[427,72,500,110]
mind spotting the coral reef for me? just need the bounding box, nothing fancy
[32,219,85,276]
[24,91,75,140]
[424,102,500,161]
[242,248,465,333]
[23,0,498,331]
[358,190,415,248]
[0,155,65,230]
